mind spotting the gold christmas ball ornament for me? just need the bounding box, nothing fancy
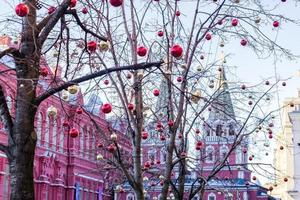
[98,41,110,51]
[47,105,58,118]
[68,85,79,94]
[190,90,201,103]
[96,154,104,160]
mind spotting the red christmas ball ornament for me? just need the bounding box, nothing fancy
[170,44,183,58]
[217,19,223,25]
[157,30,164,37]
[97,143,104,148]
[107,144,116,152]
[142,131,148,140]
[231,18,239,26]
[104,79,109,85]
[70,0,77,8]
[87,41,97,52]
[82,7,88,14]
[156,160,161,164]
[168,120,174,127]
[40,67,48,77]
[269,186,273,191]
[195,128,200,134]
[175,10,181,16]
[156,122,163,129]
[101,103,112,114]
[252,176,257,181]
[153,89,160,96]
[48,6,56,15]
[284,177,288,182]
[178,133,183,139]
[76,107,83,114]
[177,76,183,82]
[282,82,286,86]
[200,55,205,60]
[109,0,123,7]
[144,161,151,168]
[137,46,147,57]
[62,120,70,127]
[249,156,253,161]
[269,134,273,139]
[248,101,253,106]
[69,128,79,138]
[265,80,270,85]
[241,84,246,90]
[127,103,134,111]
[240,39,247,46]
[15,3,29,17]
[205,33,212,40]
[273,21,280,27]
[160,134,166,141]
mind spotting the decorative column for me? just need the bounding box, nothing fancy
[288,110,300,199]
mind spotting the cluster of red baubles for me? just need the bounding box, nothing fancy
[195,141,203,150]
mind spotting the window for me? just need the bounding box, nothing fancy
[206,146,214,163]
[160,147,167,163]
[208,193,216,200]
[52,119,57,150]
[238,171,244,179]
[148,148,156,161]
[45,115,50,147]
[216,124,222,136]
[236,148,242,164]
[36,112,43,145]
[220,146,229,161]
[229,124,235,135]
[126,193,135,200]
[225,193,233,200]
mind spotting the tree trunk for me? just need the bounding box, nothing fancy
[9,134,36,200]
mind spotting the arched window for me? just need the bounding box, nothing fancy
[45,115,50,148]
[52,119,57,150]
[206,146,214,163]
[160,147,167,163]
[208,193,216,200]
[6,95,12,113]
[36,112,43,146]
[220,146,229,161]
[225,193,233,200]
[236,147,242,164]
[228,124,235,135]
[148,147,156,161]
[80,127,84,156]
[59,119,64,152]
[216,124,222,136]
[126,193,135,200]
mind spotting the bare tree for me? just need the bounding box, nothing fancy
[0,0,298,199]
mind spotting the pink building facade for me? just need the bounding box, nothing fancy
[0,36,132,199]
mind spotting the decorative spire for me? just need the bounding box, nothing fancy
[208,53,235,122]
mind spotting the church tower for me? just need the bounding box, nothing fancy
[199,63,251,182]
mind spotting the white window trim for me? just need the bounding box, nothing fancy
[206,146,215,163]
[126,193,135,200]
[208,193,216,200]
